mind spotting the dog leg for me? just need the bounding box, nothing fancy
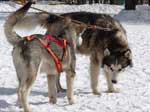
[17,83,23,108]
[14,57,38,112]
[104,71,116,93]
[14,66,34,111]
[18,86,31,112]
[90,55,101,95]
[47,75,57,104]
[66,70,75,104]
[18,73,36,112]
[56,75,66,93]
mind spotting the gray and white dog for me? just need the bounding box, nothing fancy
[62,12,133,94]
[4,2,86,112]
[14,11,133,95]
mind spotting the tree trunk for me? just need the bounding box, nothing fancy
[77,0,81,4]
[149,0,150,6]
[89,0,93,4]
[125,0,136,10]
[140,0,143,4]
[110,0,114,4]
[94,0,99,3]
[82,0,86,4]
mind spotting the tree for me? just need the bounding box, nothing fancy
[149,0,150,6]
[89,0,93,4]
[110,0,114,4]
[89,0,99,4]
[125,0,136,10]
[77,0,86,4]
[94,0,99,3]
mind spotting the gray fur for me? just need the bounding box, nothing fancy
[62,12,132,94]
[13,11,133,94]
[4,2,86,112]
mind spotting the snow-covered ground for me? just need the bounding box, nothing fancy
[0,2,123,14]
[0,3,150,112]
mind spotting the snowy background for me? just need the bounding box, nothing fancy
[0,2,150,112]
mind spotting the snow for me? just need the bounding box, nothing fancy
[0,2,123,14]
[1,3,150,112]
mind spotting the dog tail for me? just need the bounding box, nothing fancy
[14,12,49,31]
[4,2,32,46]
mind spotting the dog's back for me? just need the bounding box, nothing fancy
[62,12,125,32]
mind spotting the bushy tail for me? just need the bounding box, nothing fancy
[14,12,49,31]
[4,2,33,46]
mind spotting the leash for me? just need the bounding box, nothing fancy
[12,1,112,31]
[26,35,70,73]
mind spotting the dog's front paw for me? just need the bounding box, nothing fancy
[68,96,76,105]
[49,96,57,104]
[57,88,66,93]
[107,88,120,93]
[24,107,32,112]
[93,90,101,95]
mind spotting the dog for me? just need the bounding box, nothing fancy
[4,2,86,112]
[77,28,132,94]
[14,11,133,95]
[62,12,133,94]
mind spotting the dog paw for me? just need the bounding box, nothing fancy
[68,96,76,105]
[107,88,120,93]
[93,90,101,95]
[49,96,57,104]
[57,88,66,93]
[25,107,32,112]
[16,101,22,108]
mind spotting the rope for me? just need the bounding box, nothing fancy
[12,1,112,31]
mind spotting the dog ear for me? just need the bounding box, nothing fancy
[63,17,72,27]
[124,50,133,67]
[124,50,132,59]
[104,48,110,56]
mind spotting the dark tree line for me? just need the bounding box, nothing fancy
[125,0,136,10]
[58,0,122,4]
[125,0,150,10]
[56,0,150,6]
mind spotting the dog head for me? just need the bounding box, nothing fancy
[102,48,133,84]
[45,15,87,50]
[45,15,72,37]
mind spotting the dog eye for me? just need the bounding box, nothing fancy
[110,67,113,71]
[118,68,122,71]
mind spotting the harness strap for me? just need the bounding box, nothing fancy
[45,35,66,48]
[45,35,68,61]
[26,36,34,41]
[61,38,68,61]
[38,38,63,73]
[26,35,63,73]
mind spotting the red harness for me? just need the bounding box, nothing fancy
[26,34,70,73]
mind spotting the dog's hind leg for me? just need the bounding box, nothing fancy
[12,54,30,111]
[19,65,37,112]
[13,54,39,112]
[16,68,37,112]
[66,70,75,104]
[47,75,57,104]
[90,53,101,95]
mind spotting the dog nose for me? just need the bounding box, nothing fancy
[130,63,133,67]
[112,80,117,84]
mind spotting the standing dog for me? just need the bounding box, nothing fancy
[4,2,86,112]
[62,12,133,94]
[14,11,133,94]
